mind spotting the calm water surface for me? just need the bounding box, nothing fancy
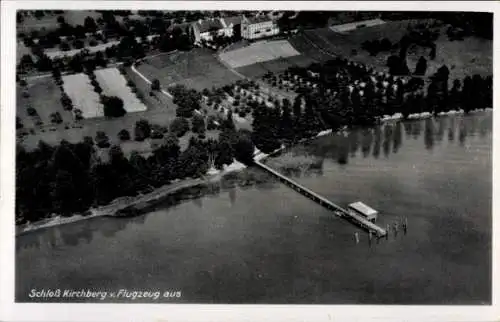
[16,112,492,304]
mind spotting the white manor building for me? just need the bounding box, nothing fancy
[241,15,280,40]
[192,16,243,44]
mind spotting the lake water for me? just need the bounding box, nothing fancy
[16,112,492,304]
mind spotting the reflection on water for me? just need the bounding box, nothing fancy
[424,118,434,150]
[275,112,492,173]
[373,127,381,159]
[16,112,492,304]
[459,120,467,146]
[361,129,372,158]
[393,122,402,153]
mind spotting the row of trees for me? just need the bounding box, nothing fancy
[18,26,194,76]
[16,113,255,224]
[251,59,492,153]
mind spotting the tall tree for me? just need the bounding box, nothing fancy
[414,56,428,76]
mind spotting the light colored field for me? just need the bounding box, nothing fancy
[95,68,147,113]
[219,40,301,69]
[62,73,104,118]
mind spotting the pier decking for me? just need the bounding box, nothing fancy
[255,159,387,237]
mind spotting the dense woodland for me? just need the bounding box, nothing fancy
[16,115,254,224]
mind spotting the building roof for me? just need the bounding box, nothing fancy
[221,16,242,27]
[244,15,273,25]
[196,18,224,33]
[348,202,378,216]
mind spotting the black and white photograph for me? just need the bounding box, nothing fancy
[0,1,498,321]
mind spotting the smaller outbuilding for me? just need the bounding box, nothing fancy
[348,201,379,222]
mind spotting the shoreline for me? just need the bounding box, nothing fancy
[16,107,491,236]
[15,159,247,236]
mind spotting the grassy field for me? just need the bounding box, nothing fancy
[95,68,147,113]
[219,40,301,68]
[235,55,315,79]
[17,77,74,128]
[17,10,102,34]
[288,33,335,62]
[137,48,242,91]
[17,66,220,158]
[299,20,492,80]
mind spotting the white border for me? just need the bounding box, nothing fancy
[1,1,499,321]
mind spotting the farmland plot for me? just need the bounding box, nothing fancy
[235,53,316,79]
[298,20,492,80]
[219,40,301,68]
[62,73,104,118]
[138,48,241,91]
[17,78,74,128]
[95,68,148,113]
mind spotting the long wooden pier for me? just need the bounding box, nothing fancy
[255,160,387,237]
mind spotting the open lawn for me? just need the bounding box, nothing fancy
[95,68,148,113]
[17,65,219,159]
[288,33,335,62]
[406,36,492,80]
[299,20,492,80]
[235,54,315,79]
[219,40,301,68]
[19,107,221,159]
[17,77,74,128]
[17,10,102,34]
[137,48,242,91]
[62,73,104,118]
[16,41,32,64]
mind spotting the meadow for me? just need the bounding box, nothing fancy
[299,20,492,80]
[235,55,315,79]
[17,66,220,158]
[137,48,241,91]
[17,10,102,34]
[219,40,301,69]
[17,77,74,129]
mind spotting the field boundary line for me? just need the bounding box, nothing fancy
[215,53,247,80]
[131,63,173,99]
[301,31,339,59]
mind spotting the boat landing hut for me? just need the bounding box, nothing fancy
[348,201,379,222]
